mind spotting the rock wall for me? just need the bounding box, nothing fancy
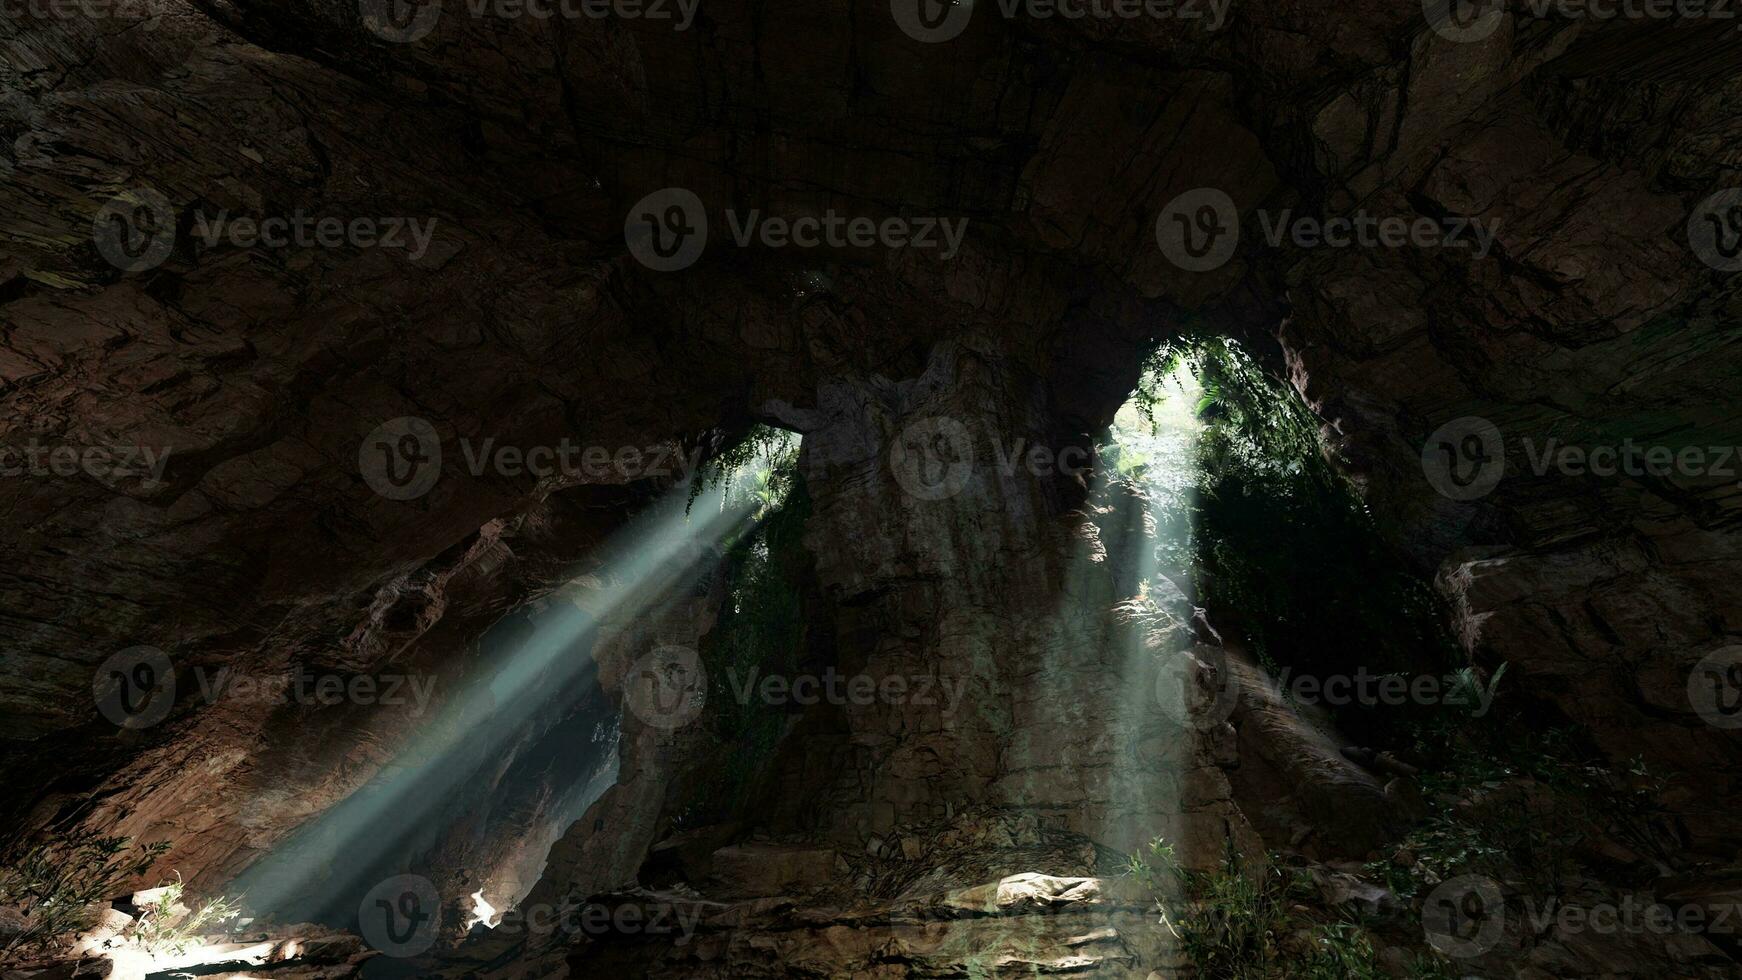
[2,2,1740,975]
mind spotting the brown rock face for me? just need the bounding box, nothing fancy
[3,2,1740,977]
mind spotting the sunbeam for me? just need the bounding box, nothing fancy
[223,446,790,938]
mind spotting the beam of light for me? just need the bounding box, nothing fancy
[225,444,791,933]
[1101,357,1208,863]
[103,940,280,980]
[466,889,500,929]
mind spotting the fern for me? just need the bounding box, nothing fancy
[0,833,169,954]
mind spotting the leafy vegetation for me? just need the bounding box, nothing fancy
[0,832,168,954]
[1371,726,1676,902]
[687,424,801,516]
[679,433,810,824]
[126,874,244,956]
[1128,836,1388,979]
[1110,336,1464,743]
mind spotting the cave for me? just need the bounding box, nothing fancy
[3,3,1741,978]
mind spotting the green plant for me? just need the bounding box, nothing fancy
[1373,726,1674,903]
[1299,919,1385,980]
[0,832,169,954]
[1129,837,1391,978]
[1446,663,1508,719]
[1130,837,1291,978]
[125,874,243,956]
[680,451,810,824]
[687,424,800,515]
[1111,336,1464,747]
[1406,952,1462,979]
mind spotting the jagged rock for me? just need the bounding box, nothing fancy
[705,845,838,899]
